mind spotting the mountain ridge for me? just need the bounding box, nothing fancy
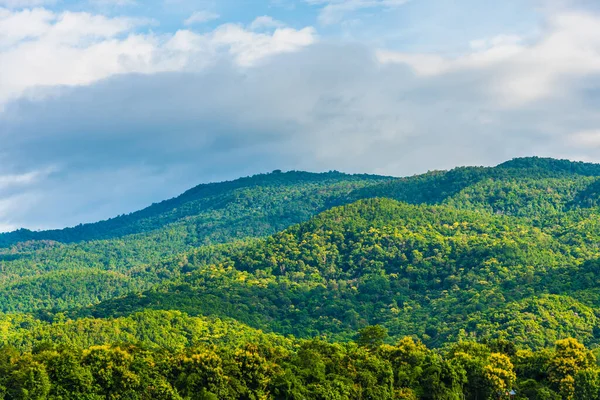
[0,170,390,246]
[6,156,600,247]
[3,156,600,317]
[2,156,600,398]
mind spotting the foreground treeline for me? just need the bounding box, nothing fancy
[1,328,599,400]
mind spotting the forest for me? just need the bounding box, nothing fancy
[3,157,600,398]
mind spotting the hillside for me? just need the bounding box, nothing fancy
[0,170,391,247]
[3,157,600,398]
[6,156,599,247]
[4,157,600,316]
[0,171,390,312]
[72,197,600,348]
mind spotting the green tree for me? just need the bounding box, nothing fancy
[357,325,388,350]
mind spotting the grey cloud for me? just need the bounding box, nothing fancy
[0,42,599,230]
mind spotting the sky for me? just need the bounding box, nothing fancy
[1,0,600,231]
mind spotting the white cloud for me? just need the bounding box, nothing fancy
[378,11,600,106]
[377,33,525,77]
[2,37,598,229]
[209,24,316,66]
[89,0,137,6]
[250,16,285,30]
[0,8,316,105]
[0,7,55,47]
[184,10,219,26]
[0,192,47,231]
[307,0,410,24]
[376,51,447,76]
[0,168,54,231]
[0,8,145,47]
[2,4,600,230]
[0,168,55,190]
[469,34,522,51]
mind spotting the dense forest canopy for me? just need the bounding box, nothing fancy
[3,157,600,398]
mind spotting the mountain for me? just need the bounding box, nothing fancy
[0,170,390,246]
[72,197,600,348]
[0,171,390,312]
[349,156,600,217]
[5,157,600,315]
[3,157,600,398]
[7,156,598,247]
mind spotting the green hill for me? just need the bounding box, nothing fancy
[3,157,600,398]
[0,170,391,247]
[0,171,390,312]
[71,197,600,348]
[5,157,600,318]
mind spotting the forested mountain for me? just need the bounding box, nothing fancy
[0,170,391,247]
[73,198,600,348]
[0,171,390,312]
[4,157,600,398]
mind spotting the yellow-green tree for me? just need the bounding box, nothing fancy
[483,353,516,399]
[548,338,595,399]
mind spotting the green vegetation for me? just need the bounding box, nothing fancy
[3,157,600,398]
[0,322,598,399]
[72,197,600,349]
[0,171,390,246]
[0,171,389,312]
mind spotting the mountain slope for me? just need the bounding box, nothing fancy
[5,157,600,343]
[0,171,391,312]
[7,156,600,247]
[72,196,600,348]
[349,157,600,218]
[3,157,600,399]
[0,170,390,247]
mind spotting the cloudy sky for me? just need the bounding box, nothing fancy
[1,0,600,231]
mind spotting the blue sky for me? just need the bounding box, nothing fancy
[1,0,600,230]
[34,0,542,52]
